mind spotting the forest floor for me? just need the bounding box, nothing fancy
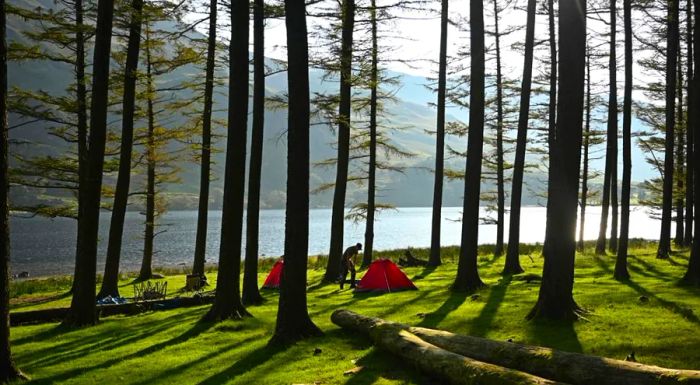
[7,240,700,384]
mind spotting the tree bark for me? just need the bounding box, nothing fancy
[324,0,356,282]
[203,0,250,321]
[544,0,556,219]
[675,52,685,246]
[269,0,322,344]
[139,29,156,282]
[453,0,485,292]
[610,0,620,254]
[72,0,88,295]
[503,0,535,273]
[330,310,700,385]
[493,0,505,258]
[684,0,694,246]
[615,0,633,281]
[242,0,265,306]
[99,0,143,299]
[578,50,591,252]
[65,0,115,327]
[429,0,449,267]
[192,0,217,280]
[657,0,680,259]
[1,0,28,377]
[685,0,700,285]
[528,0,586,321]
[362,0,378,269]
[597,0,619,255]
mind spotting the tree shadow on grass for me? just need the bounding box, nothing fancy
[130,333,265,385]
[24,312,216,383]
[628,254,676,280]
[417,291,468,329]
[623,279,699,325]
[468,276,511,337]
[196,343,285,385]
[411,266,437,282]
[343,348,439,385]
[527,318,583,354]
[10,292,72,310]
[666,252,688,267]
[18,310,202,368]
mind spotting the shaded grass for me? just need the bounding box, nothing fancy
[8,241,700,384]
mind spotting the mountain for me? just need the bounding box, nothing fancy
[6,0,646,211]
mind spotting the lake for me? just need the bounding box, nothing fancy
[9,206,665,277]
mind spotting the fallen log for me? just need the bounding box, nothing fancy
[331,310,700,385]
[354,321,566,385]
[11,295,215,326]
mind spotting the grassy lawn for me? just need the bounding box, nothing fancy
[8,240,700,384]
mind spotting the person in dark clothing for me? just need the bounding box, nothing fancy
[339,243,362,289]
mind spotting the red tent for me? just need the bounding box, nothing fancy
[262,260,283,289]
[355,259,418,293]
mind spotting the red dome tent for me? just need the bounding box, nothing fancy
[262,260,284,289]
[354,259,418,293]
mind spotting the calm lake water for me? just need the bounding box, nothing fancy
[10,206,664,277]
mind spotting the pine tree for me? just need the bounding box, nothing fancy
[192,0,217,281]
[204,0,250,321]
[453,0,486,293]
[269,0,322,344]
[324,0,356,282]
[1,0,28,377]
[615,0,633,281]
[99,0,144,299]
[503,0,535,273]
[428,0,449,267]
[242,0,266,306]
[658,0,680,259]
[65,0,116,327]
[527,0,586,321]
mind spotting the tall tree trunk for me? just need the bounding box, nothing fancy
[428,0,448,267]
[658,0,680,259]
[192,0,217,280]
[362,0,378,268]
[676,53,685,245]
[1,0,27,378]
[65,0,115,327]
[99,0,143,299]
[503,0,535,274]
[685,0,694,246]
[596,0,619,255]
[527,0,586,321]
[72,0,88,294]
[324,0,355,282]
[686,0,700,285]
[615,0,633,281]
[269,0,322,344]
[493,0,505,257]
[242,0,265,306]
[203,0,250,321]
[610,0,620,253]
[452,0,485,292]
[139,30,155,281]
[578,50,592,252]
[544,0,556,225]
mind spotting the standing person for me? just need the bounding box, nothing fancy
[339,243,362,289]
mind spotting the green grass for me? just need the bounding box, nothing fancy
[8,240,700,384]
